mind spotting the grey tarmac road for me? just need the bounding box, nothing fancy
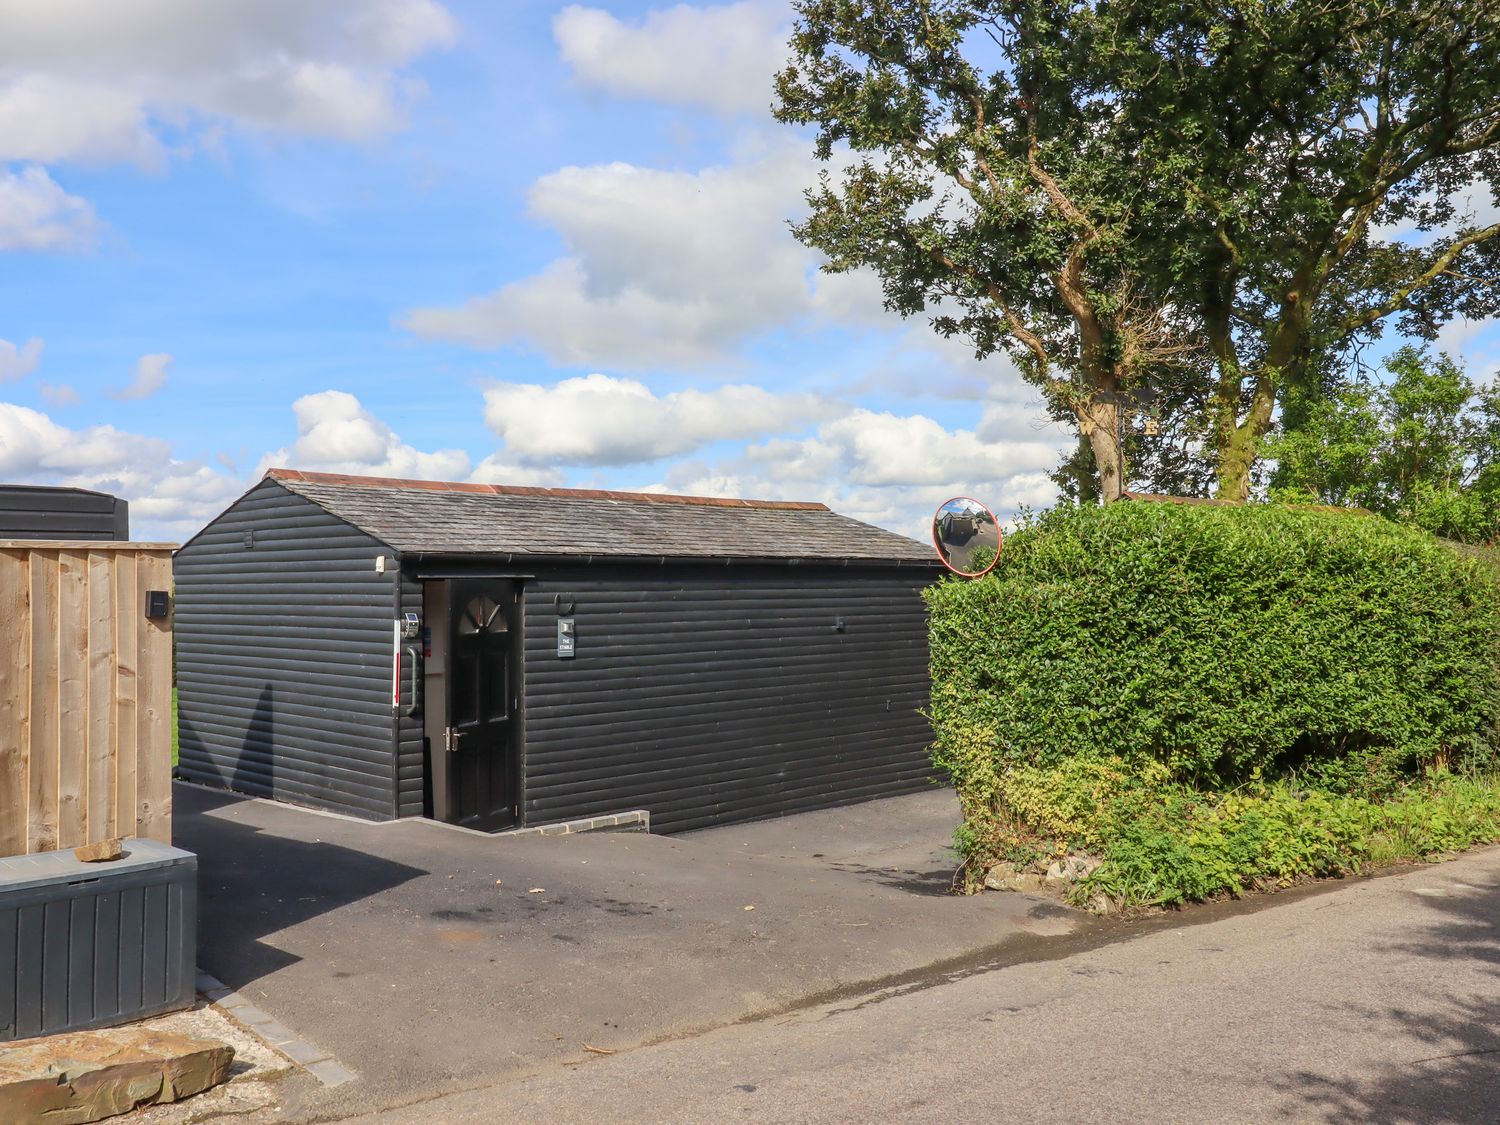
[341,846,1500,1125]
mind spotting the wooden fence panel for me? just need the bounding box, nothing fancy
[113,551,138,845]
[0,548,27,858]
[28,552,59,854]
[0,542,176,858]
[88,550,115,840]
[57,549,87,848]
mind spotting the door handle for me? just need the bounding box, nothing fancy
[402,646,420,717]
[445,727,464,753]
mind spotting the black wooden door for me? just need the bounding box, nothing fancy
[445,580,519,831]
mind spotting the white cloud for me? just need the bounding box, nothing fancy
[820,409,1061,487]
[469,456,567,488]
[0,403,160,475]
[0,334,42,380]
[0,401,240,535]
[1370,184,1500,247]
[554,1,790,116]
[256,389,471,480]
[482,372,836,465]
[402,137,878,368]
[0,166,96,251]
[0,76,159,167]
[648,403,1070,539]
[38,382,77,408]
[112,352,172,400]
[1438,316,1500,382]
[0,1,458,166]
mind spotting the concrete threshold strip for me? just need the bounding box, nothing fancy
[196,969,356,1088]
[176,778,649,839]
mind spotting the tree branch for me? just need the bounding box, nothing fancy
[1343,222,1500,332]
[1025,113,1096,234]
[926,245,1059,387]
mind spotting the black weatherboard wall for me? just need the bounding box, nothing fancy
[520,565,931,832]
[175,478,407,819]
[0,485,128,540]
[174,470,942,831]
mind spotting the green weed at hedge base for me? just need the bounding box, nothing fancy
[1065,773,1500,911]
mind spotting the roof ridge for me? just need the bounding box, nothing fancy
[265,468,831,512]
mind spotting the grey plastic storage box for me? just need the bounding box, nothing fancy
[0,839,196,1041]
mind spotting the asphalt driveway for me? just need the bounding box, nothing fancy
[174,782,1085,1119]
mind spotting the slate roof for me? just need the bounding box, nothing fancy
[267,469,938,565]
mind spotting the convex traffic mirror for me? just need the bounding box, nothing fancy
[932,497,1001,577]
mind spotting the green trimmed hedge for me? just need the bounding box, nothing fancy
[926,501,1500,886]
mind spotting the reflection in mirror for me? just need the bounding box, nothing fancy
[932,497,1001,577]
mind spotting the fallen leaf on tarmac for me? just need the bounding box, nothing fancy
[744,905,755,911]
[583,1044,616,1055]
[529,887,546,893]
[495,880,502,885]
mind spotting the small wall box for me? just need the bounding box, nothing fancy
[0,840,197,1041]
[145,590,170,619]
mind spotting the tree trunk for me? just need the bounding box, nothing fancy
[1079,397,1125,502]
[1063,434,1101,504]
[1214,374,1276,501]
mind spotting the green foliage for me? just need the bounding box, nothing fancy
[1074,775,1500,908]
[929,500,1500,786]
[776,1,1500,500]
[927,500,1500,895]
[1270,346,1500,544]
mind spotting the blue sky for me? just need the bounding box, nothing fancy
[0,0,1495,541]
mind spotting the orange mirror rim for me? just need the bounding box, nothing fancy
[932,496,1002,578]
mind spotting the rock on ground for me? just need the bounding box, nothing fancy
[0,1026,232,1124]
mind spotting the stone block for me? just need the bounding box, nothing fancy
[275,1039,330,1066]
[982,862,1017,891]
[0,1027,233,1124]
[304,1059,357,1087]
[73,839,124,863]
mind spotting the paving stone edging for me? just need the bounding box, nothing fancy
[196,970,356,1087]
[500,809,650,837]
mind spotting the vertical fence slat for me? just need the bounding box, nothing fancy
[0,549,30,857]
[87,551,115,840]
[28,552,59,853]
[55,551,88,849]
[136,553,172,844]
[114,552,139,842]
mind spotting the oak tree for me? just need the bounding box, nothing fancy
[774,0,1500,500]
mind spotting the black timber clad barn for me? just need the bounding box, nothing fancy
[0,485,129,540]
[174,469,942,833]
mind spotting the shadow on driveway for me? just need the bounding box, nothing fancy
[175,786,426,987]
[1271,867,1500,1123]
[175,782,1080,1118]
